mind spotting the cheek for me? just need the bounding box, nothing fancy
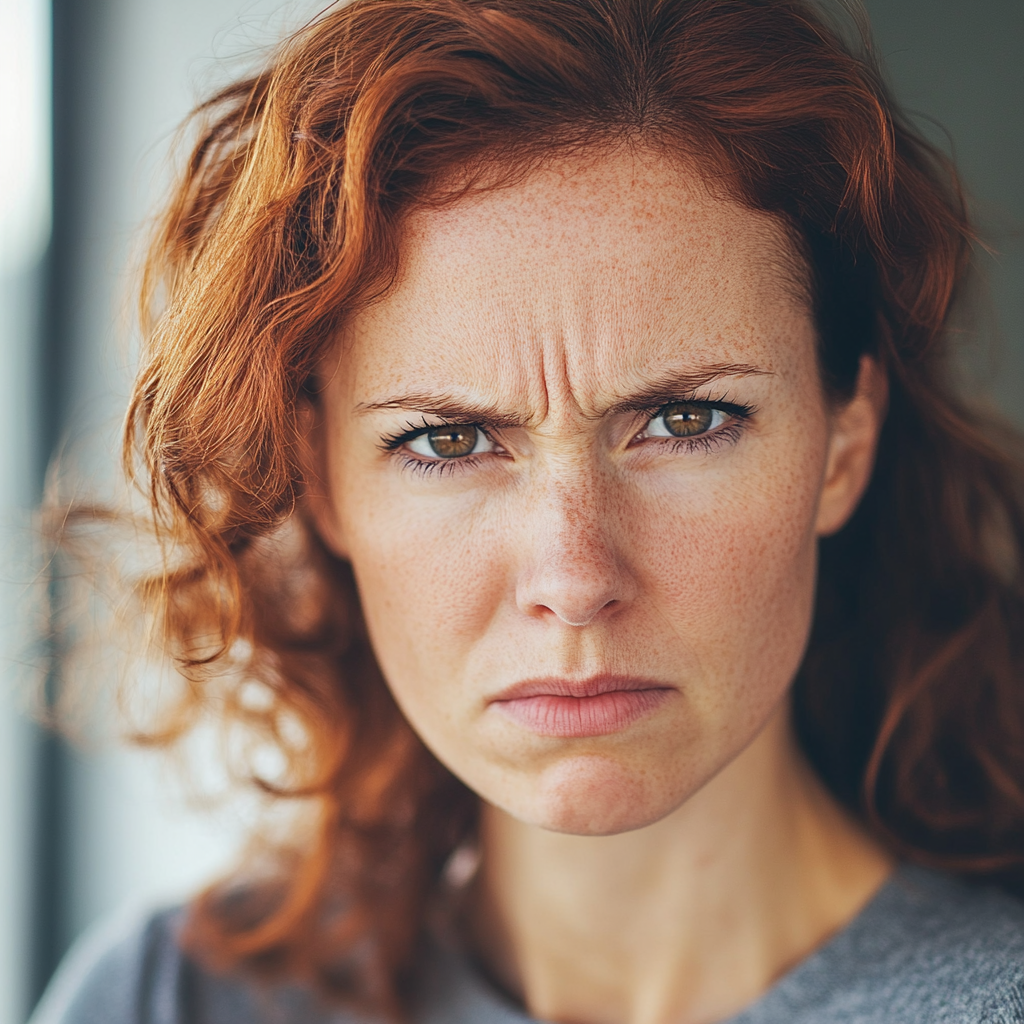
[339,483,511,708]
[635,440,825,713]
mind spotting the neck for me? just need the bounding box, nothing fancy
[466,707,893,1024]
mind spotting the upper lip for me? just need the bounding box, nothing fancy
[490,674,674,702]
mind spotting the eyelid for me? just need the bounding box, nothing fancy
[632,397,754,438]
[651,397,752,416]
[407,424,495,459]
[379,417,481,450]
[379,418,503,462]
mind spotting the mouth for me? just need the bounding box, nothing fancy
[489,675,674,738]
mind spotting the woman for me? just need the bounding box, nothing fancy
[33,0,1024,1022]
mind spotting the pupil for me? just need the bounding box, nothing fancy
[663,403,713,437]
[428,425,478,458]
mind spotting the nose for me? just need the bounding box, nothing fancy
[514,479,635,627]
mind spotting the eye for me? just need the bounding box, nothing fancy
[643,402,729,439]
[406,424,495,459]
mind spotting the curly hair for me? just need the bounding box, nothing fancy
[101,0,1024,1016]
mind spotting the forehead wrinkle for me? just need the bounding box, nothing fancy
[502,286,554,424]
[353,146,811,431]
[534,282,590,428]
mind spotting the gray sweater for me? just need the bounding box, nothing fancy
[29,867,1024,1024]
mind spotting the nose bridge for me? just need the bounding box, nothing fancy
[546,471,608,559]
[515,457,631,626]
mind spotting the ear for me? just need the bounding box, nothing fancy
[297,393,350,560]
[815,355,888,537]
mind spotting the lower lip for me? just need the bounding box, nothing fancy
[492,689,671,738]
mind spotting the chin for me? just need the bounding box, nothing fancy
[511,753,689,836]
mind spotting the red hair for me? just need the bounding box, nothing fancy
[89,0,1024,1015]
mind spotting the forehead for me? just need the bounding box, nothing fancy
[342,146,812,410]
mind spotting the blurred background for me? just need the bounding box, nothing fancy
[0,0,1020,1021]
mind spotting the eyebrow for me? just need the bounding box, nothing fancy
[356,362,771,423]
[603,363,772,414]
[356,394,527,428]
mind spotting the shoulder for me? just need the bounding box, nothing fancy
[748,866,1024,1024]
[28,907,364,1024]
[28,908,186,1024]
[876,867,1024,965]
[866,867,1024,1012]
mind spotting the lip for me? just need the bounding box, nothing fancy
[489,674,674,738]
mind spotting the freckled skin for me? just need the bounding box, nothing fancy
[313,146,876,838]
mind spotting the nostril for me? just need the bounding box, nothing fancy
[518,565,627,626]
[540,595,620,627]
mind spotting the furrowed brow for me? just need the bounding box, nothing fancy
[605,363,772,414]
[357,364,770,424]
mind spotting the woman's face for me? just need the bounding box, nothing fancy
[313,146,881,836]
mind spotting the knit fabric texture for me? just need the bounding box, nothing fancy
[30,866,1024,1024]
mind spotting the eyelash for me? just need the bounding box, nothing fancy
[378,418,494,477]
[379,400,754,476]
[657,417,748,457]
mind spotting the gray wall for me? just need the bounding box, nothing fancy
[865,0,1024,421]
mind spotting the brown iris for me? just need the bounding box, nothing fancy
[661,402,714,437]
[426,425,479,458]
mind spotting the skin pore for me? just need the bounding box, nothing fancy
[308,144,892,1024]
